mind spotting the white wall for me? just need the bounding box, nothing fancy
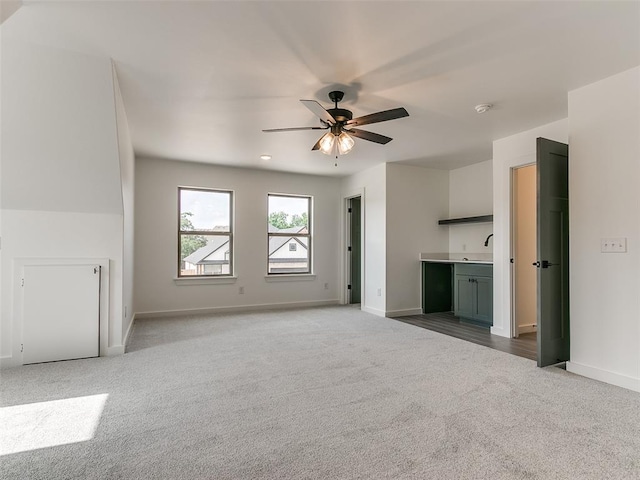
[566,66,640,392]
[386,164,449,316]
[448,160,493,256]
[492,119,569,338]
[113,65,135,343]
[0,37,122,215]
[342,164,387,316]
[0,37,126,363]
[135,158,341,315]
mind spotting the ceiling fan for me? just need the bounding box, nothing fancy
[262,91,409,155]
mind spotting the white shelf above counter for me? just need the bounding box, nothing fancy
[419,253,493,264]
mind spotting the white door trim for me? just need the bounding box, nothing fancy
[342,189,365,307]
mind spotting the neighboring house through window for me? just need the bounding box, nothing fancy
[179,187,233,277]
[267,194,311,274]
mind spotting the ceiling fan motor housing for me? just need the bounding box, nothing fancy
[327,108,353,124]
[326,91,352,125]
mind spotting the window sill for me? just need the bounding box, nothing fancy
[174,276,238,286]
[264,274,316,282]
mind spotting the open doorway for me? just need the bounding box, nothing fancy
[346,196,362,304]
[511,138,570,367]
[512,164,538,342]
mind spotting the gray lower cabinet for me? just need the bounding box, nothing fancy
[454,264,493,326]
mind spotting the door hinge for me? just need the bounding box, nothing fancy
[21,278,24,287]
[348,207,352,213]
[347,284,352,290]
[347,246,352,252]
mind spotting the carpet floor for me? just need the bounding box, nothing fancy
[1,306,639,479]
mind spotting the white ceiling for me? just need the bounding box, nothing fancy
[4,1,640,176]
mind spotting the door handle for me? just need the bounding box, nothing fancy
[533,260,557,268]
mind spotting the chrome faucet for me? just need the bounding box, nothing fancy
[484,234,494,247]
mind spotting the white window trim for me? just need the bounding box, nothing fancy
[174,276,238,286]
[264,274,316,282]
[178,186,234,279]
[267,193,312,276]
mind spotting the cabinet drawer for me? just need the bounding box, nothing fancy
[454,263,493,278]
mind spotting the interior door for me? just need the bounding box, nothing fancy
[348,197,361,304]
[23,264,100,364]
[536,138,569,367]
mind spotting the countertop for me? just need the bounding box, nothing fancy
[419,253,493,265]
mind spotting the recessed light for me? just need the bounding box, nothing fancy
[260,154,272,161]
[475,104,493,114]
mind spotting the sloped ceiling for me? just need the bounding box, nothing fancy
[3,1,639,176]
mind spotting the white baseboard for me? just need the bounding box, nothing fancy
[106,345,125,356]
[135,299,340,320]
[490,325,510,338]
[566,361,640,393]
[518,324,537,334]
[361,306,386,317]
[0,355,14,369]
[123,314,136,347]
[385,308,422,318]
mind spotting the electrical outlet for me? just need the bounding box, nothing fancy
[377,288,382,297]
[239,286,245,294]
[324,282,329,290]
[601,237,627,253]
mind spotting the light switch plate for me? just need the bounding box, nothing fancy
[601,237,627,253]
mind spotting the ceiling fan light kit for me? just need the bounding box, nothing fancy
[318,130,356,156]
[337,132,355,155]
[263,90,409,156]
[318,132,335,154]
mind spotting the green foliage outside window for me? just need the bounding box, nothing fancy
[180,212,207,259]
[269,211,308,229]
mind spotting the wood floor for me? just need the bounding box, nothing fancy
[396,312,537,361]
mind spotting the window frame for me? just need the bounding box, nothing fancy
[178,186,234,278]
[267,193,312,275]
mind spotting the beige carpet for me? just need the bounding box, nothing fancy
[1,306,639,479]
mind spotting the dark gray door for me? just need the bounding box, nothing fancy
[536,138,569,367]
[349,197,361,304]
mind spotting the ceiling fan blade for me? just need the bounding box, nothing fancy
[300,99,336,125]
[263,126,328,133]
[346,107,409,127]
[345,128,393,145]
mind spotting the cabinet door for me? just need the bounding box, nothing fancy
[422,262,453,313]
[474,276,493,325]
[454,275,474,319]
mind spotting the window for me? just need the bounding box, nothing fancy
[267,194,311,274]
[179,187,233,277]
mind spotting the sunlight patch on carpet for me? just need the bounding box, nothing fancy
[0,393,108,456]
